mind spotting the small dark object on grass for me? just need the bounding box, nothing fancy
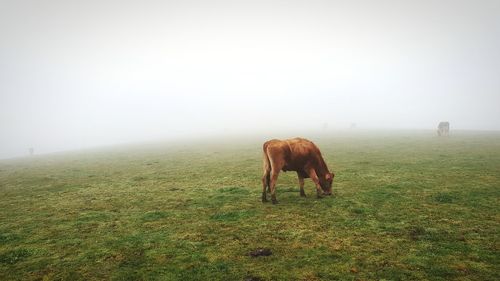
[245,276,264,281]
[409,226,426,241]
[248,248,272,257]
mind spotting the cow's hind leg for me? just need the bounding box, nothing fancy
[262,151,272,202]
[262,170,270,202]
[265,145,284,205]
[269,170,280,204]
[266,173,271,193]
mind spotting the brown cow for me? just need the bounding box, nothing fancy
[262,137,335,204]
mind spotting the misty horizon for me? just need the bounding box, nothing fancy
[1,0,499,159]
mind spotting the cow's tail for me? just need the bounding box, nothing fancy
[262,142,271,192]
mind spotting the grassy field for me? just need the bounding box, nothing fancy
[0,131,499,280]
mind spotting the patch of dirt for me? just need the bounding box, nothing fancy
[408,226,426,240]
[248,248,272,257]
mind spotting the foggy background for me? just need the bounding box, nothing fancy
[1,0,499,159]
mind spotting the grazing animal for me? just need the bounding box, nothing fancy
[437,122,450,136]
[261,137,335,204]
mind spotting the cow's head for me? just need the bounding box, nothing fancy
[320,172,335,195]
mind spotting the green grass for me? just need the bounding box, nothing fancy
[0,131,499,280]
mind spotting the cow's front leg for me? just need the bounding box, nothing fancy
[309,169,325,198]
[298,174,306,197]
[269,170,280,204]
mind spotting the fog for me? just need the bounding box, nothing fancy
[1,0,499,159]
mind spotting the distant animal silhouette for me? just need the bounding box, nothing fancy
[437,122,450,136]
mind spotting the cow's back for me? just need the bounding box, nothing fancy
[287,138,325,169]
[263,138,322,174]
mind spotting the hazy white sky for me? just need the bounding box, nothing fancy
[1,0,499,158]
